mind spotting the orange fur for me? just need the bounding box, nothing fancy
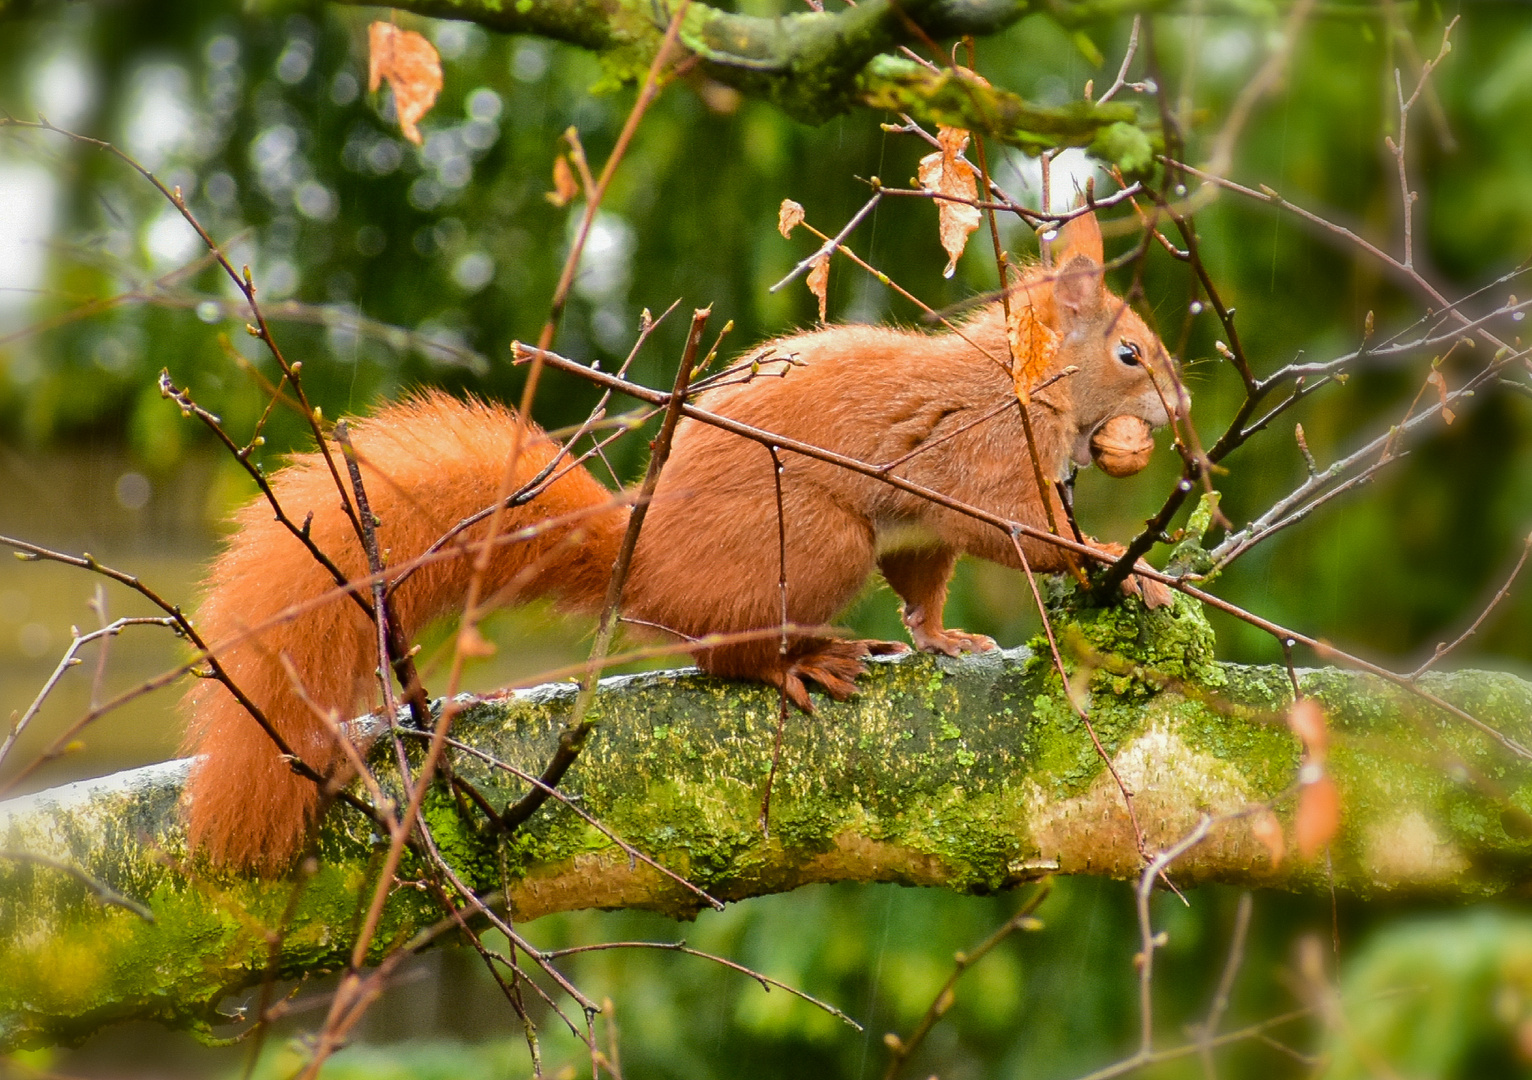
[183,211,1184,872]
[182,394,625,872]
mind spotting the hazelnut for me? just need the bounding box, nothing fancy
[1090,415,1155,477]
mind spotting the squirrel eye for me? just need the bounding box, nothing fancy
[1116,341,1142,366]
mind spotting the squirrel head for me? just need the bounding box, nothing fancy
[1035,211,1188,470]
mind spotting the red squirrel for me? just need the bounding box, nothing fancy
[182,210,1186,872]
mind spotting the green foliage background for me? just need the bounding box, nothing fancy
[1,0,1530,1075]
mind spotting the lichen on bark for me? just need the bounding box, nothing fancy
[3,593,1532,1051]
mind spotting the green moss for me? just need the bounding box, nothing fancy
[8,640,1532,1049]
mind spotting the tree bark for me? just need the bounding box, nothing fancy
[3,594,1531,1050]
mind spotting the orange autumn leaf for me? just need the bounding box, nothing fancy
[1250,809,1286,869]
[368,22,442,146]
[806,253,829,322]
[1295,772,1341,860]
[546,154,579,207]
[1426,368,1456,424]
[778,199,806,239]
[917,125,982,279]
[1286,698,1329,760]
[1005,288,1058,402]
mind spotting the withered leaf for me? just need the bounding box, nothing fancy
[1005,291,1057,401]
[1251,809,1286,869]
[778,199,806,239]
[806,253,830,322]
[1294,772,1341,860]
[546,154,579,207]
[368,22,442,146]
[917,125,982,279]
[1286,698,1329,760]
[1426,368,1456,424]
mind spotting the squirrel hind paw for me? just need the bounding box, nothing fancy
[782,639,881,707]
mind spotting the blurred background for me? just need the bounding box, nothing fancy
[1,0,1530,1075]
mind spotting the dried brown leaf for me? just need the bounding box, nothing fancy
[1427,368,1456,424]
[806,253,829,322]
[1295,772,1341,860]
[1251,809,1286,869]
[917,125,982,279]
[547,154,579,207]
[368,22,442,146]
[1005,293,1057,401]
[1286,698,1329,760]
[778,199,805,239]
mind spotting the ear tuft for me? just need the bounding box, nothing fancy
[1053,210,1103,267]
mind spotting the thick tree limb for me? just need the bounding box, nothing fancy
[3,595,1531,1050]
[334,0,1155,164]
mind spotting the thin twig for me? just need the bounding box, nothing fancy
[502,307,709,833]
[542,940,863,1030]
[0,617,176,768]
[882,882,1050,1078]
[1009,532,1146,857]
[0,850,156,922]
[1136,817,1215,1055]
[769,190,883,293]
[400,728,723,912]
[1190,891,1254,1080]
[759,444,790,836]
[1410,530,1532,679]
[1096,17,1143,105]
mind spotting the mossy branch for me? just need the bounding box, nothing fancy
[4,595,1532,1051]
[334,0,1158,164]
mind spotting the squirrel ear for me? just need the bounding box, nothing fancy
[1052,210,1103,267]
[1052,253,1103,316]
[1048,210,1104,316]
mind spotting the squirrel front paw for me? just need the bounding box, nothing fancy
[899,601,998,656]
[910,626,998,657]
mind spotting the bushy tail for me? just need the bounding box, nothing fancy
[181,391,626,872]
